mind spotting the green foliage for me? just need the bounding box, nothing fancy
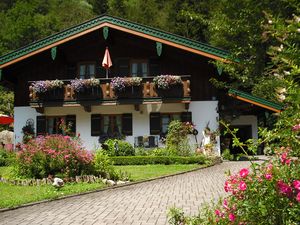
[0,0,94,55]
[93,150,117,180]
[110,156,208,166]
[166,120,192,156]
[221,149,234,161]
[0,148,15,166]
[103,139,135,156]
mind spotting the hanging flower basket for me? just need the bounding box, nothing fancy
[111,77,143,98]
[70,78,102,100]
[153,75,183,98]
[32,80,64,100]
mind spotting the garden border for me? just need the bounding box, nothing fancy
[0,157,222,213]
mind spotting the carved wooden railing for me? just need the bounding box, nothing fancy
[28,76,191,104]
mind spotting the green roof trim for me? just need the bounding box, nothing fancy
[228,89,284,112]
[0,15,230,67]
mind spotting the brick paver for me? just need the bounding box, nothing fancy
[0,161,252,225]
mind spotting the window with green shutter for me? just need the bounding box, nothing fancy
[91,114,101,136]
[150,112,161,135]
[181,112,192,123]
[122,113,133,135]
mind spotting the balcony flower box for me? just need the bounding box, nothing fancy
[111,77,143,98]
[153,75,183,98]
[70,78,102,100]
[31,80,64,100]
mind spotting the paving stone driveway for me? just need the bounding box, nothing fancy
[0,161,252,225]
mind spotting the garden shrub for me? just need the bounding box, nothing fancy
[221,149,234,161]
[110,155,208,165]
[103,139,135,156]
[15,135,94,178]
[94,150,116,179]
[166,121,193,156]
[0,148,15,166]
[169,147,300,224]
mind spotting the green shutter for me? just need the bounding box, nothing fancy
[122,113,133,135]
[181,112,192,122]
[149,58,160,76]
[150,112,161,135]
[117,58,130,76]
[66,115,76,135]
[91,114,101,136]
[36,116,46,136]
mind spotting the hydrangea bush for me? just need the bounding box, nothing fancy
[32,79,64,93]
[70,78,100,92]
[15,135,94,178]
[153,75,182,90]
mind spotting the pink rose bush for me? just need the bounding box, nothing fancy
[209,147,300,224]
[169,147,300,224]
[15,135,94,178]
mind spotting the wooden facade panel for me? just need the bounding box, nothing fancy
[5,29,217,106]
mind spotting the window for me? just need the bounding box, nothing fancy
[150,112,192,135]
[91,114,132,136]
[37,115,76,136]
[78,62,96,79]
[131,60,148,77]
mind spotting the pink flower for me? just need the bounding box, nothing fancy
[239,168,249,178]
[229,213,235,222]
[277,180,293,196]
[293,180,300,191]
[239,181,247,191]
[215,209,221,216]
[224,180,231,192]
[292,124,300,131]
[223,199,229,210]
[265,174,272,180]
[296,192,300,202]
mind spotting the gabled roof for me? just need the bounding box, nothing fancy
[0,15,230,69]
[228,89,284,113]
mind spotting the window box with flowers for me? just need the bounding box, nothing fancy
[70,78,102,100]
[31,79,64,100]
[111,77,143,98]
[153,75,183,98]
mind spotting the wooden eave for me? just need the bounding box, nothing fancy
[228,89,284,113]
[0,15,230,69]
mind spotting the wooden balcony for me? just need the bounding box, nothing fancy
[28,76,191,109]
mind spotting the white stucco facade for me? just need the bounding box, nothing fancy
[14,100,220,155]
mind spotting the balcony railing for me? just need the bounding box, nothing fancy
[28,75,191,106]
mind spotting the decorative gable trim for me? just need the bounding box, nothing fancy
[0,15,230,68]
[228,89,284,113]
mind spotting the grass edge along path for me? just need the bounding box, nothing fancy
[0,164,204,209]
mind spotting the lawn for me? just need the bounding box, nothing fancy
[0,164,203,209]
[115,164,202,181]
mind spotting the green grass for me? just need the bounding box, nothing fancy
[115,164,202,181]
[0,182,106,209]
[0,163,204,208]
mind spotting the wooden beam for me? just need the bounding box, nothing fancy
[228,94,281,113]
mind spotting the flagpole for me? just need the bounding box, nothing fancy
[106,69,108,79]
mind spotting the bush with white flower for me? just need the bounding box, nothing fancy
[153,75,182,90]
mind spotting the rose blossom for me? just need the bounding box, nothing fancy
[296,192,300,202]
[239,181,247,191]
[265,173,272,180]
[229,213,235,222]
[239,168,249,178]
[293,180,300,191]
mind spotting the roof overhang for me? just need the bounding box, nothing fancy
[228,89,284,113]
[0,15,230,69]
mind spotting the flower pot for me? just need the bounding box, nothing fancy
[75,86,102,100]
[115,86,142,99]
[156,84,183,98]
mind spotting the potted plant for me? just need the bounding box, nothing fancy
[111,77,143,98]
[31,79,64,100]
[70,78,102,99]
[153,75,183,97]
